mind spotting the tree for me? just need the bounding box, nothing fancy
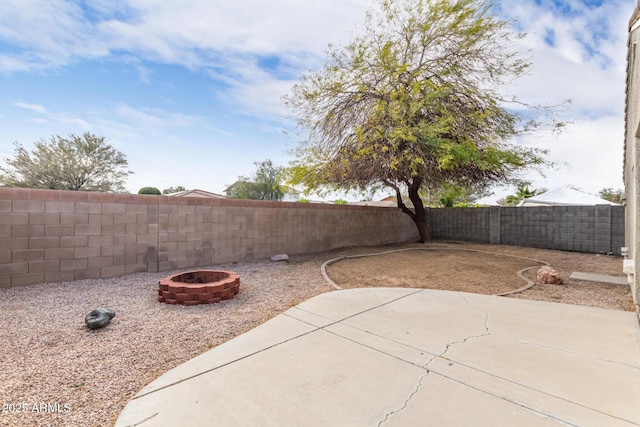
[163,186,186,194]
[425,180,492,207]
[138,187,161,195]
[285,0,560,242]
[0,133,132,192]
[225,180,259,199]
[599,187,623,204]
[497,182,542,206]
[225,159,284,201]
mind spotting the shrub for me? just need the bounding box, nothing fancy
[138,187,161,195]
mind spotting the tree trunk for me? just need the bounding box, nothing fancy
[414,220,429,243]
[389,179,430,243]
[407,185,430,243]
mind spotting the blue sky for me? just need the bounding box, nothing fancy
[0,0,635,202]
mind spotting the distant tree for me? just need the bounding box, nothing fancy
[497,182,543,206]
[426,181,492,207]
[285,0,561,242]
[499,194,520,206]
[225,159,284,201]
[253,159,284,201]
[225,180,258,199]
[138,187,161,195]
[0,133,132,192]
[162,186,186,194]
[515,183,538,200]
[599,187,623,204]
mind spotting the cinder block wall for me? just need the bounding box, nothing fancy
[0,188,418,288]
[430,208,490,242]
[611,206,626,255]
[429,205,625,255]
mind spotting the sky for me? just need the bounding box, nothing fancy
[0,0,635,203]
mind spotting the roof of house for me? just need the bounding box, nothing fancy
[348,200,396,207]
[280,185,301,195]
[520,187,620,206]
[166,189,226,199]
[380,195,415,208]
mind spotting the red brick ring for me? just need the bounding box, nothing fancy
[158,270,240,306]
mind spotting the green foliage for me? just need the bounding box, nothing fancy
[599,187,623,204]
[497,182,543,206]
[500,194,521,206]
[439,194,456,208]
[426,180,491,207]
[0,133,132,192]
[298,198,310,203]
[225,180,257,199]
[225,159,284,201]
[515,183,538,200]
[162,186,186,194]
[284,0,560,241]
[138,187,161,195]
[334,199,348,204]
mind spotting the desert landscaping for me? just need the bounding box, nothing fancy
[0,240,632,426]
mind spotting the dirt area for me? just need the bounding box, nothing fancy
[326,241,635,311]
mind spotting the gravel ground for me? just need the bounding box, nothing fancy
[0,241,634,426]
[327,241,634,311]
[0,256,332,427]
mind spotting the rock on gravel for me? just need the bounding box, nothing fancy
[84,308,116,329]
[536,266,564,285]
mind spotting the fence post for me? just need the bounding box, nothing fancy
[594,205,612,254]
[489,206,501,244]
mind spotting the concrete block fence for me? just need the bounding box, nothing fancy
[0,187,626,289]
[429,205,625,255]
[0,188,418,288]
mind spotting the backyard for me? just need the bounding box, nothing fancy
[0,241,633,426]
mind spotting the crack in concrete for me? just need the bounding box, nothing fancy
[495,335,640,370]
[427,297,491,370]
[460,295,637,370]
[122,412,158,427]
[376,372,430,427]
[377,293,492,426]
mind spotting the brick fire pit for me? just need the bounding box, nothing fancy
[158,270,240,305]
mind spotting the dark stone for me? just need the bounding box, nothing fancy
[85,308,116,330]
[97,307,116,319]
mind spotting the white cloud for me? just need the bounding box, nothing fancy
[480,113,624,204]
[523,115,624,191]
[0,0,368,72]
[500,0,632,117]
[204,55,298,119]
[482,0,633,203]
[13,102,48,114]
[114,104,204,129]
[0,0,370,118]
[96,0,367,57]
[0,0,110,70]
[13,102,92,129]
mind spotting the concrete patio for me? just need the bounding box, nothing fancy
[116,288,640,426]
